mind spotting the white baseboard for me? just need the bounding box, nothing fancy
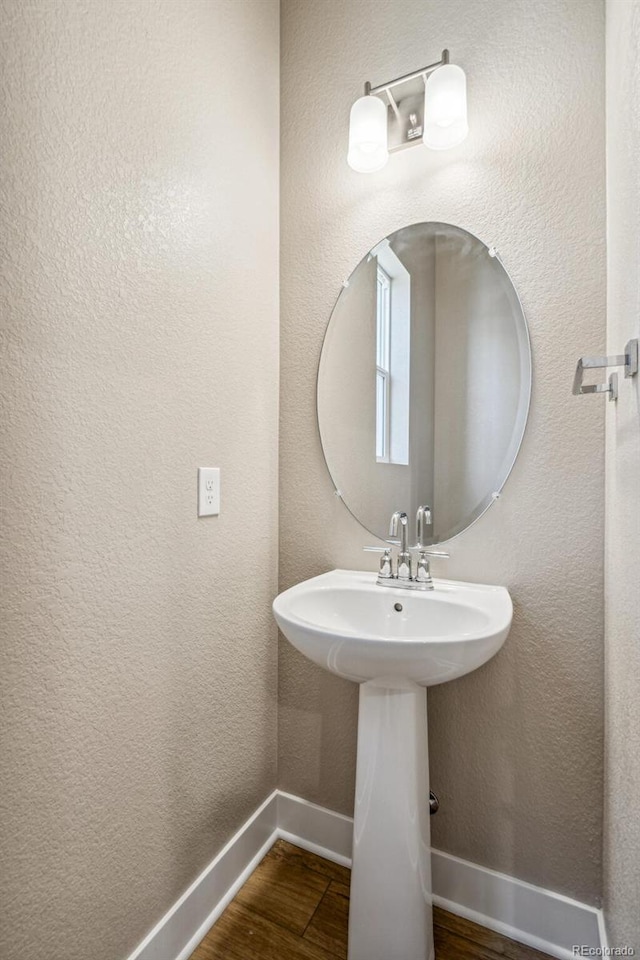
[127,791,279,960]
[277,790,353,865]
[127,789,605,960]
[431,850,602,960]
[598,911,609,952]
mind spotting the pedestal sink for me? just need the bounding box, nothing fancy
[273,569,513,960]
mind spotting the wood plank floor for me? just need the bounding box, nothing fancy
[189,839,554,960]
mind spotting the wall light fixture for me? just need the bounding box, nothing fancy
[347,49,468,172]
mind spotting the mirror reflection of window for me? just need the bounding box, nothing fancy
[373,242,411,466]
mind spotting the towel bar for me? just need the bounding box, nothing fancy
[572,338,638,401]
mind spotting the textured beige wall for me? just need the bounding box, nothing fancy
[0,2,279,959]
[604,0,640,948]
[279,0,605,905]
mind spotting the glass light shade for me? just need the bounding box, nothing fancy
[347,95,389,172]
[423,64,468,150]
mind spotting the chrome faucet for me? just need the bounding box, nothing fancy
[364,505,449,591]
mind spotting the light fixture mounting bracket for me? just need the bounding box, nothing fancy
[364,49,450,154]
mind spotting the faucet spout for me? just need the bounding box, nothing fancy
[389,510,408,553]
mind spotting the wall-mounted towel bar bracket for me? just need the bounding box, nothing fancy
[572,338,638,401]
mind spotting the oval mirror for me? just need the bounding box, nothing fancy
[317,222,531,545]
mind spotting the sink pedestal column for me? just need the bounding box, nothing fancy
[348,679,433,960]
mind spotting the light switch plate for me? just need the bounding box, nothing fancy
[198,468,220,517]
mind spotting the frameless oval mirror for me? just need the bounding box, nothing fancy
[317,222,531,545]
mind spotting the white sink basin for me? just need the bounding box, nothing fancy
[273,569,512,686]
[273,568,512,960]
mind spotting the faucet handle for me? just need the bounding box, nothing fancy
[414,548,448,586]
[363,546,393,579]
